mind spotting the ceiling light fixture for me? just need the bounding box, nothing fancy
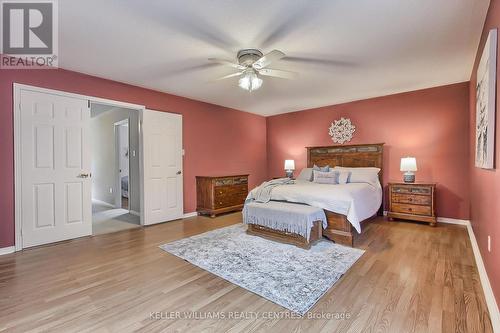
[210,49,297,92]
[238,69,262,92]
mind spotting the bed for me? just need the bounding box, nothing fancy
[246,143,384,247]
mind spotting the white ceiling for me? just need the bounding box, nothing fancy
[60,0,489,116]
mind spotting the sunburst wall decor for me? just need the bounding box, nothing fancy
[328,117,356,144]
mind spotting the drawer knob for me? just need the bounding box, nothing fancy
[408,208,412,211]
[408,198,413,202]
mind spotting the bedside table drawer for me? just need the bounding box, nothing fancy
[392,186,432,195]
[392,193,431,205]
[392,203,431,216]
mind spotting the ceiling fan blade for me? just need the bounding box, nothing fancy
[252,50,286,70]
[258,68,298,79]
[213,72,244,81]
[208,58,247,70]
[282,56,356,67]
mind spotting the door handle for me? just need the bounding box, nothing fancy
[78,173,90,178]
[176,171,182,175]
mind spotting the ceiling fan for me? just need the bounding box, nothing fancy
[209,49,298,92]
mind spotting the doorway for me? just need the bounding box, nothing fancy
[14,83,185,250]
[90,104,140,235]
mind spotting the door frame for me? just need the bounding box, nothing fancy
[13,83,146,251]
[114,118,130,210]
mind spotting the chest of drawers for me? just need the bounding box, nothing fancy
[387,182,436,226]
[196,175,249,217]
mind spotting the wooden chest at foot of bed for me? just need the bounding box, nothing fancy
[247,221,323,249]
[196,175,249,217]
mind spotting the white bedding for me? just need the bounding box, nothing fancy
[247,180,382,233]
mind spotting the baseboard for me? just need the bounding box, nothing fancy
[183,212,198,218]
[466,223,500,332]
[383,211,470,226]
[92,198,115,208]
[129,210,140,216]
[0,246,15,256]
[436,217,470,226]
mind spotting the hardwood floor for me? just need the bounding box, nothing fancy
[0,214,493,332]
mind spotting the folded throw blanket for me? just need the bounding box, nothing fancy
[246,178,295,203]
[243,201,327,241]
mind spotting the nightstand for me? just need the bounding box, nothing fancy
[387,182,437,226]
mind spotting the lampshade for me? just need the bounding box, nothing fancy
[284,159,295,170]
[400,157,417,172]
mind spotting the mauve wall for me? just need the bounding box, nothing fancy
[0,69,267,248]
[267,83,470,220]
[469,0,500,306]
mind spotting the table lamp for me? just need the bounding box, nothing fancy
[284,160,295,178]
[400,157,417,183]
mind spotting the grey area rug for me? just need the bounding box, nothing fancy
[160,224,364,315]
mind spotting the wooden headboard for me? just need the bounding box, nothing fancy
[306,143,384,185]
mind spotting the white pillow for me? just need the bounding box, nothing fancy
[334,166,381,174]
[313,170,339,184]
[297,168,313,181]
[338,171,351,184]
[334,166,380,186]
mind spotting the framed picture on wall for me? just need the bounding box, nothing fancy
[475,28,497,169]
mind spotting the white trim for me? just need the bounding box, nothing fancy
[383,211,471,226]
[14,85,22,252]
[114,118,130,209]
[113,119,129,126]
[14,83,147,251]
[130,210,140,217]
[183,212,198,219]
[436,217,470,226]
[14,83,145,110]
[466,223,500,332]
[0,247,15,256]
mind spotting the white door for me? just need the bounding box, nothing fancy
[142,110,183,225]
[20,90,91,248]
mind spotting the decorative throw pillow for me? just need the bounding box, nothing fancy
[297,168,314,181]
[313,170,339,184]
[313,164,330,172]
